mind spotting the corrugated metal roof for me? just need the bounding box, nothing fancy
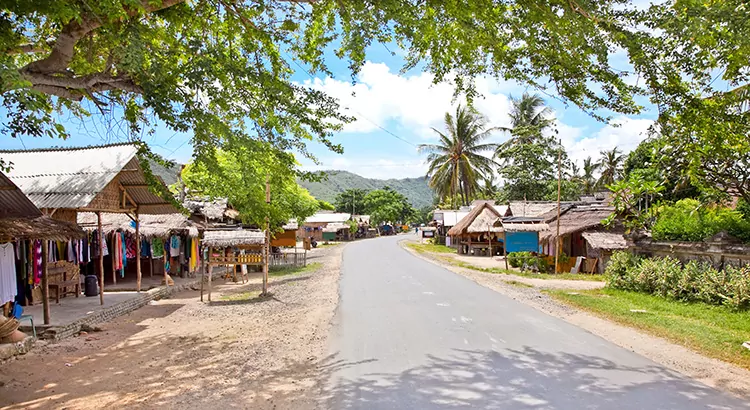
[0,171,43,218]
[1,144,137,209]
[582,231,628,250]
[0,144,179,214]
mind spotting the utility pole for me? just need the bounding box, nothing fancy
[554,138,562,274]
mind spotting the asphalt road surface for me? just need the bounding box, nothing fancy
[325,235,747,409]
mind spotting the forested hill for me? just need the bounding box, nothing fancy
[299,170,434,209]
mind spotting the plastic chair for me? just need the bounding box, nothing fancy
[18,314,36,339]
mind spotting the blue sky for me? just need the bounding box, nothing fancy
[0,40,658,180]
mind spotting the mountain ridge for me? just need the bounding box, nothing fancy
[299,170,434,209]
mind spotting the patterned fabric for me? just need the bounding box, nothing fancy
[151,237,165,258]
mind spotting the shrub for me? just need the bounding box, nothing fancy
[652,199,750,243]
[507,251,532,268]
[606,251,750,310]
[605,251,641,290]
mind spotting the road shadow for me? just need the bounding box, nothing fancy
[322,347,747,409]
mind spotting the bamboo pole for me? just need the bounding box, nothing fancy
[41,240,50,325]
[554,138,562,274]
[97,212,104,305]
[135,210,142,292]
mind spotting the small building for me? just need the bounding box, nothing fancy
[322,222,350,242]
[501,217,549,253]
[447,202,504,256]
[539,205,623,273]
[271,220,298,248]
[298,211,351,241]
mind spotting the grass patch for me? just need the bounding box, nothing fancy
[505,280,533,288]
[317,242,339,248]
[220,291,260,301]
[405,242,456,254]
[548,288,750,370]
[269,262,322,277]
[435,255,604,282]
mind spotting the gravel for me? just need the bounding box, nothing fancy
[0,245,345,410]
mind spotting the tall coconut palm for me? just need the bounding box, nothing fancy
[419,105,498,207]
[582,156,600,194]
[597,147,624,188]
[497,93,554,148]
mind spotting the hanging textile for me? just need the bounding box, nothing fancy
[169,235,181,257]
[67,240,75,262]
[82,235,90,263]
[15,241,27,304]
[189,238,198,272]
[32,240,42,286]
[125,233,136,259]
[120,231,127,271]
[141,238,151,258]
[1,243,18,305]
[113,232,123,271]
[151,237,164,258]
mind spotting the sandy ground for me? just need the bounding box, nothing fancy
[0,245,344,410]
[402,240,750,399]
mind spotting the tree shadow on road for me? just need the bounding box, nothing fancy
[322,347,748,409]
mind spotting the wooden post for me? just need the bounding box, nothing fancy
[262,175,270,295]
[97,212,105,305]
[41,240,50,325]
[135,210,142,292]
[207,248,212,302]
[488,224,492,258]
[503,232,509,271]
[554,138,562,274]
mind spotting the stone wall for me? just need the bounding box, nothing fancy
[633,235,750,270]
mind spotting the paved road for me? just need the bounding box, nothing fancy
[326,235,747,409]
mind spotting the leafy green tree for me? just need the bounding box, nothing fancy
[334,188,369,214]
[597,147,624,188]
[4,0,749,197]
[181,142,318,228]
[604,173,664,233]
[419,104,497,207]
[623,138,699,202]
[318,200,335,211]
[364,187,415,227]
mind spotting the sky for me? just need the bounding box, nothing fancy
[0,29,659,181]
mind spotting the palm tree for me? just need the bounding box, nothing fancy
[597,147,624,188]
[497,93,554,147]
[419,104,498,207]
[582,156,600,194]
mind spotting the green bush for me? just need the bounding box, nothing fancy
[507,251,532,268]
[605,251,750,310]
[652,199,750,243]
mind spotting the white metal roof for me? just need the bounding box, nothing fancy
[305,212,351,224]
[0,144,178,213]
[1,144,137,209]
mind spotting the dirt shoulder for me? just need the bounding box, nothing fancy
[0,245,345,410]
[400,240,750,399]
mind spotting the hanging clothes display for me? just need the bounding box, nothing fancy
[126,233,136,259]
[0,242,18,305]
[32,240,42,286]
[151,237,164,258]
[120,231,127,270]
[189,238,198,272]
[141,238,151,258]
[169,235,181,257]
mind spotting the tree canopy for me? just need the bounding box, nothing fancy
[5,0,748,173]
[181,142,318,229]
[364,187,415,227]
[333,188,368,215]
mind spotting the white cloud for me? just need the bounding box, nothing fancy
[565,116,654,166]
[301,61,655,179]
[303,62,517,138]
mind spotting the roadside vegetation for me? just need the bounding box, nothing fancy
[548,288,750,371]
[269,262,322,277]
[406,241,604,282]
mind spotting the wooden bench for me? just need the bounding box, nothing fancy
[48,262,80,303]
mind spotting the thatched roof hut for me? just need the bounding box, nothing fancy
[0,171,84,241]
[202,230,266,247]
[77,212,199,238]
[539,206,614,242]
[447,202,503,236]
[581,231,628,250]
